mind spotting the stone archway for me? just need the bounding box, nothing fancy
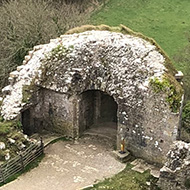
[0,26,183,164]
[78,90,118,140]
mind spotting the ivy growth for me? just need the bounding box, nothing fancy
[150,77,183,113]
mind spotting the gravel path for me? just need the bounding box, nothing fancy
[1,135,125,190]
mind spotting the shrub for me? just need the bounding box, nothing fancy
[0,0,93,91]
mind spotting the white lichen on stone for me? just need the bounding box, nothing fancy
[0,30,167,120]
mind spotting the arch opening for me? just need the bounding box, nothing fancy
[78,90,118,140]
[21,109,33,136]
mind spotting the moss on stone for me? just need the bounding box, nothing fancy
[65,24,177,75]
[22,82,39,104]
[0,100,2,108]
[51,117,73,137]
[65,24,118,35]
[184,178,190,188]
[45,44,74,61]
[150,76,183,113]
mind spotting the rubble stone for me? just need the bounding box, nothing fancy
[158,141,190,190]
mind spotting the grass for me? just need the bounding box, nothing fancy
[0,120,18,135]
[0,153,45,187]
[90,0,190,68]
[45,136,71,147]
[84,164,160,190]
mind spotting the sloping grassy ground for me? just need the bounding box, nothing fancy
[90,0,190,68]
[84,164,160,190]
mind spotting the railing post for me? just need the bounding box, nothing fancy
[40,137,44,154]
[20,153,24,171]
[0,165,5,183]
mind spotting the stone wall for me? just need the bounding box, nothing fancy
[23,89,74,137]
[158,141,190,190]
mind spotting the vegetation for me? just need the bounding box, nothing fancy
[89,0,190,140]
[46,136,71,146]
[84,164,160,190]
[22,83,39,103]
[184,178,190,189]
[90,0,190,98]
[0,119,29,161]
[150,77,183,113]
[90,0,190,58]
[173,45,190,101]
[46,44,74,61]
[181,101,190,142]
[0,120,21,135]
[0,0,101,91]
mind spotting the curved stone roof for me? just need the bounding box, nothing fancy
[0,26,179,120]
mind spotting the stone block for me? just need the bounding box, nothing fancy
[112,150,131,163]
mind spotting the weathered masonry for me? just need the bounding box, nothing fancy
[0,25,183,165]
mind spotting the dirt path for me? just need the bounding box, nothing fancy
[1,135,125,190]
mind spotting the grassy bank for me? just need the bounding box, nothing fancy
[90,0,190,67]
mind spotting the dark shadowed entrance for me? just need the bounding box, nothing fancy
[21,109,32,135]
[78,90,118,140]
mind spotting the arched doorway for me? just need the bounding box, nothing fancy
[78,90,118,140]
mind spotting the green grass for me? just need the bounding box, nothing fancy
[0,121,16,135]
[84,164,160,190]
[90,0,190,66]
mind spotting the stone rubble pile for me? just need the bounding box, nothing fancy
[158,141,190,190]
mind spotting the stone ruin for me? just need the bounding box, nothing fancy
[158,141,190,190]
[0,25,186,187]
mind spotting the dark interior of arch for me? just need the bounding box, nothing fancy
[21,108,43,136]
[79,90,118,139]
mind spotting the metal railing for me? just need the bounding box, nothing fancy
[0,138,44,183]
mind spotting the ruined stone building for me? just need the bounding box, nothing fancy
[0,25,189,189]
